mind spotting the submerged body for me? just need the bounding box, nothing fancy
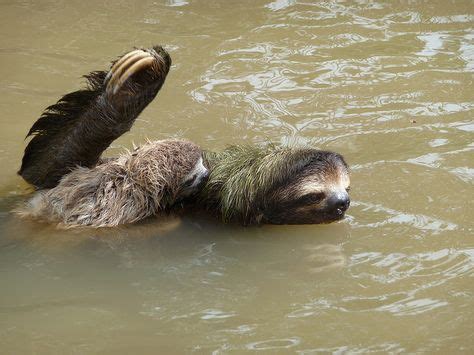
[17,46,350,228]
[18,140,207,228]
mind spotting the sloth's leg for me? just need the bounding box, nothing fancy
[19,46,171,189]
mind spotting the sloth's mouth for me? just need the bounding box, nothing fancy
[262,209,347,225]
[319,209,347,224]
[333,212,346,221]
[321,215,344,224]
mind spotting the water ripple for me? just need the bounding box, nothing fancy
[245,337,301,350]
[350,201,458,233]
[298,342,405,354]
[349,248,474,284]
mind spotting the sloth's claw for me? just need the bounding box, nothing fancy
[105,49,159,96]
[113,56,155,95]
[105,49,145,82]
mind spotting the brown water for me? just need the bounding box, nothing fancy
[1,0,473,353]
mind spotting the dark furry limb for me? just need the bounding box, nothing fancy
[19,46,171,189]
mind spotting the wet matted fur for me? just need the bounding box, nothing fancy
[17,139,205,228]
[16,45,351,227]
[16,46,210,228]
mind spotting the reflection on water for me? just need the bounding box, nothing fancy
[0,0,473,353]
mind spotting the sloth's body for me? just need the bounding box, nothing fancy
[17,46,350,228]
[18,140,207,228]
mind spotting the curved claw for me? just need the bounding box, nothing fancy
[113,56,155,95]
[105,49,145,82]
[105,50,154,95]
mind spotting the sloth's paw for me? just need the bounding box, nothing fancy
[105,47,170,96]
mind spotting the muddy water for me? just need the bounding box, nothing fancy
[0,0,473,353]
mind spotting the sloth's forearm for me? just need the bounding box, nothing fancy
[19,47,171,189]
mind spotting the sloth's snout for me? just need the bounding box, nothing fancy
[327,192,350,215]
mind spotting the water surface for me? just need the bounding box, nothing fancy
[0,0,473,353]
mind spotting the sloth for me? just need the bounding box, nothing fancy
[17,46,350,227]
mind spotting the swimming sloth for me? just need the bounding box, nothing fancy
[17,46,350,227]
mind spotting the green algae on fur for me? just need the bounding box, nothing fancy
[200,144,333,224]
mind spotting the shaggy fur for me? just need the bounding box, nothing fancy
[198,145,350,225]
[19,46,171,189]
[16,45,351,227]
[17,140,204,228]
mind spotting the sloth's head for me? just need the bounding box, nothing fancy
[201,146,350,225]
[262,151,350,224]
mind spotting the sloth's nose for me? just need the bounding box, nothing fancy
[327,192,350,214]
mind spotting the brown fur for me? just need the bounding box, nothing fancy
[16,140,204,228]
[16,46,351,228]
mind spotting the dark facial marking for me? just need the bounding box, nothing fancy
[261,150,350,224]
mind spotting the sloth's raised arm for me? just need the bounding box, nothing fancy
[19,46,171,189]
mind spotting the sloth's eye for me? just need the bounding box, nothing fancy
[183,175,197,188]
[298,192,326,205]
[346,186,351,192]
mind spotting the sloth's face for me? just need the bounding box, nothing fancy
[262,152,350,224]
[178,156,210,199]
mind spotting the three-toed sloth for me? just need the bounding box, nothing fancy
[16,46,350,228]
